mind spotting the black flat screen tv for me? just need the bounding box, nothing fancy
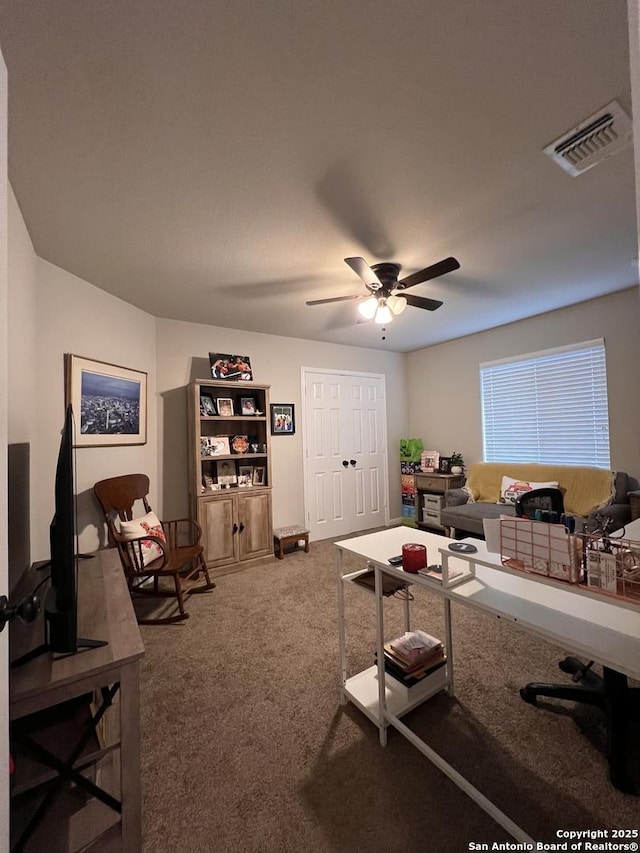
[11,404,106,667]
[45,403,78,652]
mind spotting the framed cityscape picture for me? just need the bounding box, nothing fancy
[65,354,147,447]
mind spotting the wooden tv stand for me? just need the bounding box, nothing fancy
[9,549,144,852]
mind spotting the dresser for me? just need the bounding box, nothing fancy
[414,472,466,531]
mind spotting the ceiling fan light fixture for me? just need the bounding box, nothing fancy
[358,296,378,320]
[374,302,392,324]
[387,294,407,315]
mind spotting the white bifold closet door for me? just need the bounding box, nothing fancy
[303,369,388,540]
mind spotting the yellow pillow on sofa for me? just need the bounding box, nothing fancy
[499,476,559,505]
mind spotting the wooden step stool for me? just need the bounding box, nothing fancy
[273,525,310,559]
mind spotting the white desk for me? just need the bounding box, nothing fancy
[336,526,640,843]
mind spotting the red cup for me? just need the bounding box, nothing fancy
[402,543,427,573]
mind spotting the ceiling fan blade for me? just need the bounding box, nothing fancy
[396,256,460,290]
[306,294,361,306]
[344,257,382,288]
[403,293,444,311]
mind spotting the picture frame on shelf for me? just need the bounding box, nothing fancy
[270,403,295,435]
[238,465,254,487]
[241,397,257,416]
[201,436,230,457]
[421,450,440,473]
[439,456,452,474]
[200,394,217,416]
[216,397,234,417]
[252,466,266,486]
[209,353,253,381]
[216,460,237,486]
[64,353,147,447]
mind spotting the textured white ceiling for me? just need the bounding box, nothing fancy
[0,0,637,352]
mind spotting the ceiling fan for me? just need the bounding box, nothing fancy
[306,256,460,324]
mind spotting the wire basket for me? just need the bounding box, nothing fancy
[578,531,640,604]
[499,519,640,604]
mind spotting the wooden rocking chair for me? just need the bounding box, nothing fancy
[94,473,214,624]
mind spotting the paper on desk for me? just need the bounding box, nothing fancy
[483,518,502,554]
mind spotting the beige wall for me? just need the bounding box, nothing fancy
[155,318,408,528]
[32,259,158,557]
[407,287,640,480]
[9,189,158,560]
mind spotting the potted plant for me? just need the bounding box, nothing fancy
[450,451,464,475]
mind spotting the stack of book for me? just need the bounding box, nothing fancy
[377,629,446,690]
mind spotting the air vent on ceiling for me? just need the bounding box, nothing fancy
[543,100,632,176]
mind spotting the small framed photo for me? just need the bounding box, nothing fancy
[216,460,237,486]
[439,456,452,474]
[421,450,440,473]
[217,398,234,417]
[270,403,295,435]
[241,397,257,416]
[200,394,217,416]
[201,436,230,456]
[209,353,253,381]
[252,466,266,486]
[238,465,254,487]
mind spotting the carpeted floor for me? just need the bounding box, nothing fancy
[137,533,639,852]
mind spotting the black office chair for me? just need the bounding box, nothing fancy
[514,486,564,519]
[517,489,640,792]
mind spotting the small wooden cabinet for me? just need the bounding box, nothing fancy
[187,379,274,577]
[414,472,465,531]
[199,489,273,567]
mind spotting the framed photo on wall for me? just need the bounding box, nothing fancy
[270,404,295,435]
[65,353,147,447]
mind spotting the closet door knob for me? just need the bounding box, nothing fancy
[232,523,238,534]
[349,459,357,467]
[342,460,349,467]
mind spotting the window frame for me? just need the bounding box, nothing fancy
[479,338,611,468]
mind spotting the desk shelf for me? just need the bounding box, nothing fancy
[338,532,452,734]
[344,665,448,724]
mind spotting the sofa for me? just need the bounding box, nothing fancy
[441,462,632,538]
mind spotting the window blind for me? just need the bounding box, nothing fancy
[480,339,610,468]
